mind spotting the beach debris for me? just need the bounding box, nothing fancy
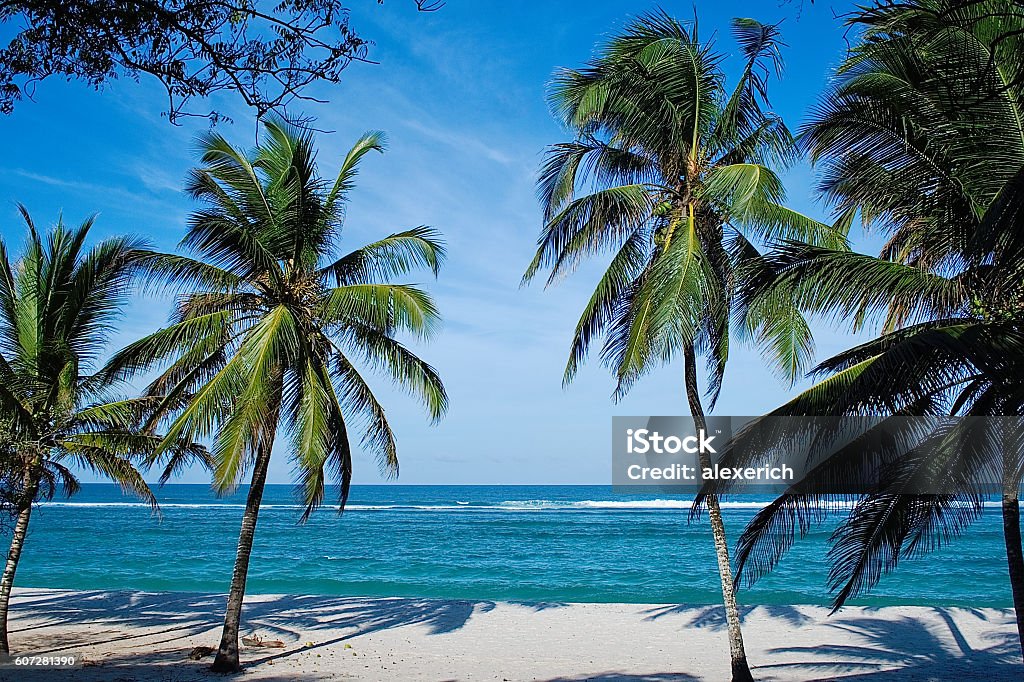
[187,646,216,660]
[241,634,286,649]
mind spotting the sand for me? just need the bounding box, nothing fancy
[2,587,1022,681]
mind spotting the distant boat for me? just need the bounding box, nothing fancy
[456,501,470,505]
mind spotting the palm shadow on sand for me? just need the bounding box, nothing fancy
[536,671,696,675]
[8,592,1024,680]
[757,608,1022,680]
[5,589,565,677]
[9,588,496,644]
[641,603,1024,680]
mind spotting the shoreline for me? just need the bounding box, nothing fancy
[9,582,1017,612]
[6,588,1023,680]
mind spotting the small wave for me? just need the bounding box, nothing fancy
[38,502,504,511]
[497,499,766,510]
[38,499,874,512]
[41,502,248,509]
[37,502,326,510]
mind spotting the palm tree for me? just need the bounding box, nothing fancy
[103,118,449,672]
[695,0,1024,660]
[523,12,847,681]
[0,211,209,657]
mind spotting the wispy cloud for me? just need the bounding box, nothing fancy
[401,117,516,166]
[4,168,184,216]
[8,169,120,195]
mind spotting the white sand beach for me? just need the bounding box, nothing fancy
[1,588,1021,681]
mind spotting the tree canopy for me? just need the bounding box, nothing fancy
[0,0,443,123]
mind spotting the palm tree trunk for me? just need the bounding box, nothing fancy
[211,442,274,673]
[0,466,39,659]
[1001,490,1024,662]
[684,343,754,682]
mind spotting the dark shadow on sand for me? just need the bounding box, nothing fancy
[539,674,698,681]
[754,607,1023,681]
[5,589,564,677]
[642,603,813,630]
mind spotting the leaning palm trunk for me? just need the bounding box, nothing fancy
[685,344,753,682]
[1002,443,1024,661]
[0,467,39,658]
[0,504,30,658]
[212,387,280,667]
[211,444,272,672]
[1001,494,1024,658]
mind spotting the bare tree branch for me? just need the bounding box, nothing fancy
[0,0,441,124]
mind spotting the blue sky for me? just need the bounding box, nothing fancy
[0,0,873,486]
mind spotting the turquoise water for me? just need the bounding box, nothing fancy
[4,484,1013,607]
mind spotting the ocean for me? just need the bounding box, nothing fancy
[5,484,1013,607]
